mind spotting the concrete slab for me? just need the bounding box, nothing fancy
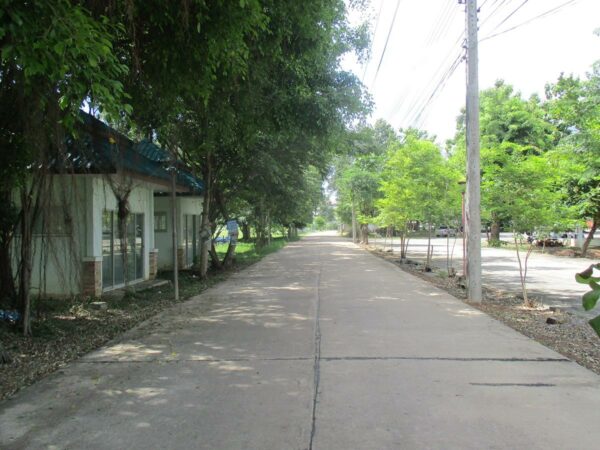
[318,242,564,360]
[0,359,313,449]
[2,234,600,450]
[314,358,599,450]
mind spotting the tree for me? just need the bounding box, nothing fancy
[1,0,128,334]
[545,65,600,256]
[449,81,557,243]
[481,143,563,306]
[378,134,460,266]
[333,123,391,244]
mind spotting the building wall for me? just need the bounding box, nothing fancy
[91,176,155,291]
[154,196,203,270]
[22,176,88,297]
[21,175,156,297]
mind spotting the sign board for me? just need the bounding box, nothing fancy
[226,220,239,234]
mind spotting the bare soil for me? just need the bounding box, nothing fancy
[368,246,600,376]
[0,272,226,402]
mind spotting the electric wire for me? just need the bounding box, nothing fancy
[410,51,465,128]
[426,0,455,46]
[479,0,514,30]
[431,4,460,46]
[372,0,403,86]
[489,0,530,33]
[381,0,528,131]
[480,0,580,42]
[361,0,385,83]
[390,25,465,127]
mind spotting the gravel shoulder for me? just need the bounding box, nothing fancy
[367,245,600,376]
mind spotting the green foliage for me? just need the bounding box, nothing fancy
[481,142,563,233]
[449,81,564,235]
[313,216,327,230]
[576,264,600,337]
[215,238,290,267]
[378,135,461,229]
[545,67,600,230]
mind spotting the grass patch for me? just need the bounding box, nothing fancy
[215,236,294,266]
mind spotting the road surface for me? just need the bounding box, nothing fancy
[1,233,600,449]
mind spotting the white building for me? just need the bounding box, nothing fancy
[20,114,204,298]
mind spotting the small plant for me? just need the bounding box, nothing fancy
[576,263,600,337]
[487,238,504,248]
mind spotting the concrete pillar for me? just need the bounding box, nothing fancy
[149,249,159,279]
[82,256,102,297]
[177,246,185,270]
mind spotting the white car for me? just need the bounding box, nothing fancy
[435,226,457,237]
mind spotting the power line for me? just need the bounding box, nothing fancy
[372,0,403,86]
[411,51,465,128]
[478,0,514,29]
[425,0,455,46]
[489,0,530,33]
[361,0,385,83]
[480,0,580,42]
[391,27,466,127]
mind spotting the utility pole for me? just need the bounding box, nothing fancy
[465,0,482,302]
[170,158,179,301]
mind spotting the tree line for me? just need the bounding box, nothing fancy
[0,0,372,334]
[333,63,600,304]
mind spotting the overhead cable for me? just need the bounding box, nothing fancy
[480,0,580,42]
[372,0,403,86]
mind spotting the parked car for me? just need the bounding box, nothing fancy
[435,226,457,237]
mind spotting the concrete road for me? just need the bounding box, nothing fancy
[371,235,598,318]
[2,233,600,449]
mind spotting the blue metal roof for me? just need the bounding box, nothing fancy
[66,114,204,194]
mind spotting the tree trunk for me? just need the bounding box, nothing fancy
[18,188,34,336]
[240,221,250,242]
[170,166,179,299]
[351,200,357,243]
[222,239,237,268]
[514,234,535,307]
[360,223,369,245]
[490,213,500,242]
[0,190,16,304]
[426,222,432,270]
[267,213,271,245]
[582,215,598,257]
[400,232,406,260]
[209,241,223,271]
[199,154,212,279]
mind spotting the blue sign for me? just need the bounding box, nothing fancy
[226,220,238,233]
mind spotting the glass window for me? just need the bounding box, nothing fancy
[102,210,113,288]
[154,212,167,232]
[134,214,144,280]
[102,210,144,290]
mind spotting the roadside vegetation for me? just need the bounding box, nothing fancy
[0,1,371,335]
[333,62,600,310]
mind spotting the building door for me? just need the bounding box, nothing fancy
[102,210,145,290]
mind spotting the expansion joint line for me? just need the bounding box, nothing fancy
[308,258,323,450]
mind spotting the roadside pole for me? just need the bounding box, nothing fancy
[170,160,179,301]
[465,0,482,302]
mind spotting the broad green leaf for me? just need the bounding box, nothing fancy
[588,315,600,338]
[582,289,600,311]
[575,266,594,284]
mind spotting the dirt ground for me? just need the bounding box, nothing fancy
[0,272,226,402]
[369,246,600,376]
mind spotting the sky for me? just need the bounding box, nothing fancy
[343,0,600,144]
